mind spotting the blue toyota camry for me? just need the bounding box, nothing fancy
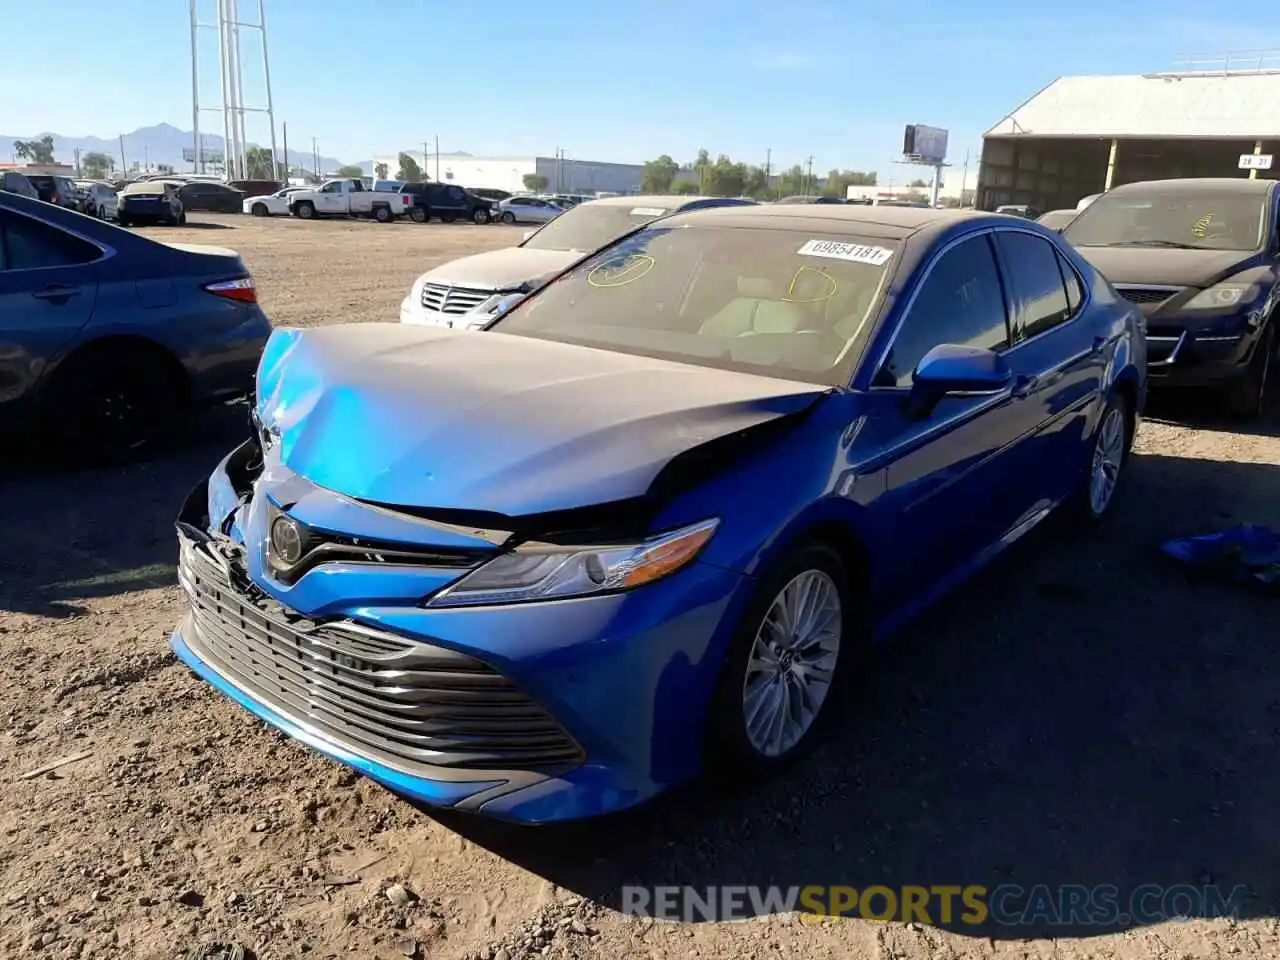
[171,204,1146,823]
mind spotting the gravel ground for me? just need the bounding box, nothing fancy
[2,212,1279,959]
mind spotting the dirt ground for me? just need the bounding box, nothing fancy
[2,212,1279,960]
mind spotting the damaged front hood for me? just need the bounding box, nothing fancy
[256,324,830,516]
[1073,245,1251,287]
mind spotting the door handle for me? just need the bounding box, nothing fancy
[32,285,80,301]
[1011,374,1039,398]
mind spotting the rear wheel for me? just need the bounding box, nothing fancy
[472,207,491,225]
[251,202,268,217]
[408,206,428,223]
[501,211,516,224]
[373,205,393,223]
[42,344,183,465]
[1224,325,1274,420]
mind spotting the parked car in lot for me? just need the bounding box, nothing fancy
[398,182,494,224]
[288,178,410,222]
[1,171,39,199]
[117,181,186,226]
[173,203,1144,823]
[1036,209,1078,232]
[995,204,1042,219]
[399,195,754,328]
[1063,177,1280,418]
[27,174,80,209]
[177,181,245,213]
[243,185,306,217]
[496,196,565,224]
[0,190,271,463]
[77,181,119,220]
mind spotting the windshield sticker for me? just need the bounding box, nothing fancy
[587,253,656,288]
[1193,213,1214,239]
[797,239,894,265]
[630,207,669,218]
[782,265,839,303]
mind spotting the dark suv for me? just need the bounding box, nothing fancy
[26,175,80,208]
[398,182,493,225]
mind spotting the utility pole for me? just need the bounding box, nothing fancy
[311,137,319,179]
[423,141,429,179]
[805,155,814,196]
[960,149,972,207]
[118,134,128,174]
[764,148,771,198]
[434,135,440,180]
[281,121,289,181]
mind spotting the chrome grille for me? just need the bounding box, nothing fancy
[1115,285,1183,306]
[177,536,583,773]
[420,283,493,314]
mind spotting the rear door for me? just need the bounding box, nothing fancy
[0,208,102,416]
[991,228,1105,509]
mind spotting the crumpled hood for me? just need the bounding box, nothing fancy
[417,247,579,291]
[256,324,830,516]
[1073,245,1252,288]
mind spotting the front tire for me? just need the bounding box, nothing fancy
[251,203,268,217]
[501,211,516,224]
[472,207,491,225]
[1224,325,1274,420]
[1066,392,1132,523]
[706,542,860,772]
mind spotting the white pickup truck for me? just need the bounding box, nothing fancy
[287,178,411,223]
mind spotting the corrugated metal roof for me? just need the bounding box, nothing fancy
[986,72,1280,139]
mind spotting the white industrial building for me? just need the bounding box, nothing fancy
[978,58,1280,211]
[370,152,645,195]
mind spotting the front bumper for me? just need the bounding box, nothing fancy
[398,293,493,330]
[1146,324,1268,387]
[170,455,747,822]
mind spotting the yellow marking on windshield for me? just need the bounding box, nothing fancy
[782,265,839,303]
[587,253,655,288]
[1193,213,1214,238]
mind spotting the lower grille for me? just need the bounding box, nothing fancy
[421,283,493,314]
[177,536,583,773]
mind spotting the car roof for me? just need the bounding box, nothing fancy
[657,202,989,239]
[1107,177,1274,197]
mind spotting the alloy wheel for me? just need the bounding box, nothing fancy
[1089,406,1126,516]
[741,569,842,758]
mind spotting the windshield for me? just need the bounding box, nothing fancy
[522,203,678,252]
[493,224,897,386]
[1064,189,1267,250]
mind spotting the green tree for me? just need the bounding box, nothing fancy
[81,151,113,179]
[522,173,549,192]
[704,155,746,197]
[823,169,877,197]
[692,148,711,193]
[14,135,55,164]
[774,164,808,197]
[640,154,679,193]
[336,164,364,178]
[743,165,769,198]
[374,162,389,180]
[397,152,422,182]
[672,180,699,195]
[245,146,276,179]
[909,178,929,188]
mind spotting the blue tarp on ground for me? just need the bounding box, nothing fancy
[1163,524,1280,593]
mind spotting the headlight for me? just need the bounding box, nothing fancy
[1183,282,1260,310]
[427,518,719,608]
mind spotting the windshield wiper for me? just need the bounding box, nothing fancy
[1081,239,1204,249]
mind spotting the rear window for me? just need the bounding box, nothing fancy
[522,203,677,253]
[494,224,897,385]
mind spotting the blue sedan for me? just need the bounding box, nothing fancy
[0,190,271,463]
[170,204,1146,823]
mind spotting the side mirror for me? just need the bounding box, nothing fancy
[911,344,1012,398]
[477,292,526,326]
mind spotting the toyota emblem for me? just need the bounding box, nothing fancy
[270,515,304,565]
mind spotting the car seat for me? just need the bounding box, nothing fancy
[698,277,807,337]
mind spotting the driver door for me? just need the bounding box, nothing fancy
[857,232,1033,615]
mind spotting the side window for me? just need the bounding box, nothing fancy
[446,186,465,201]
[874,235,1009,388]
[1056,250,1082,313]
[0,211,102,271]
[321,182,340,193]
[994,231,1072,339]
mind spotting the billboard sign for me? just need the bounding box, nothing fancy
[182,146,225,163]
[903,124,949,164]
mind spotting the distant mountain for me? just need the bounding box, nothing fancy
[0,123,356,175]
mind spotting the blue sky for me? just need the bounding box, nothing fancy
[2,0,1276,180]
